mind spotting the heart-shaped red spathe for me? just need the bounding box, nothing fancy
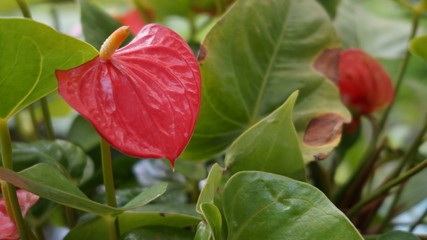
[56,24,201,164]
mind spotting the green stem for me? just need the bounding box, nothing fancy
[347,158,427,217]
[15,0,32,18]
[29,105,42,140]
[0,120,29,240]
[100,138,119,240]
[409,206,427,232]
[377,182,406,232]
[40,98,55,141]
[378,11,420,133]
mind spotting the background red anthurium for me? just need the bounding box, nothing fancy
[338,49,394,116]
[56,24,201,165]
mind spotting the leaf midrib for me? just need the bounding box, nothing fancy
[249,0,292,125]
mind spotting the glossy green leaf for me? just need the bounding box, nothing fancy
[183,0,350,162]
[196,164,224,214]
[10,140,94,185]
[195,221,212,240]
[0,18,97,120]
[410,35,427,62]
[201,203,222,240]
[0,164,166,216]
[79,0,128,50]
[377,231,420,240]
[225,91,306,181]
[222,171,363,240]
[121,226,195,240]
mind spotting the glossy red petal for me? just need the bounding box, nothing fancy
[338,49,394,115]
[56,24,201,163]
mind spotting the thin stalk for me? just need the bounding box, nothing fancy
[348,158,427,217]
[15,0,32,18]
[40,98,55,140]
[378,11,420,133]
[0,120,29,240]
[377,182,406,232]
[100,139,119,240]
[29,105,41,140]
[409,206,427,232]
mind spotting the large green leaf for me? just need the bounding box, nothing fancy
[121,226,195,240]
[0,18,97,120]
[10,140,94,185]
[79,0,128,50]
[225,91,306,181]
[182,0,350,162]
[0,164,166,216]
[222,171,363,240]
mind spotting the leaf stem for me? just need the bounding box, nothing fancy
[15,0,32,18]
[100,138,119,239]
[347,158,427,217]
[40,98,55,141]
[0,119,29,240]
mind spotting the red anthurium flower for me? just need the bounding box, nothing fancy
[0,190,39,240]
[56,24,201,165]
[339,49,394,115]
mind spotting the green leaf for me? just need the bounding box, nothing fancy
[196,164,224,214]
[0,18,97,120]
[175,158,207,181]
[0,164,165,216]
[377,231,420,240]
[68,116,100,151]
[141,0,192,19]
[121,226,195,240]
[225,91,306,181]
[334,0,411,59]
[182,0,350,162]
[316,0,341,18]
[123,183,168,208]
[410,35,427,62]
[79,0,129,50]
[119,204,201,234]
[10,140,94,185]
[64,216,112,240]
[195,221,212,240]
[222,171,363,240]
[201,203,222,240]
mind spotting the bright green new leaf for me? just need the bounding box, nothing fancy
[222,171,363,240]
[195,221,212,240]
[0,18,97,120]
[410,35,427,62]
[201,203,222,240]
[196,163,224,214]
[0,164,166,216]
[182,0,350,162]
[225,91,306,181]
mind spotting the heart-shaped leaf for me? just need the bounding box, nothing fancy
[0,164,167,216]
[0,18,97,120]
[222,171,363,240]
[56,24,201,164]
[182,0,350,162]
[225,91,306,181]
